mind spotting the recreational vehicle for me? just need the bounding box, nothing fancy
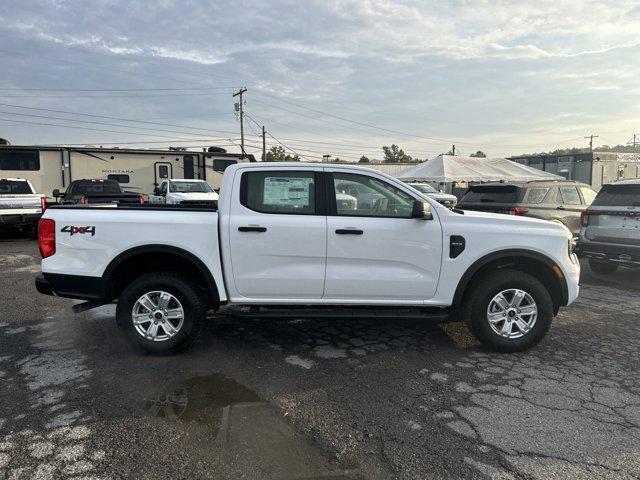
[0,146,255,201]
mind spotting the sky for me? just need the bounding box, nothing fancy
[1,0,639,161]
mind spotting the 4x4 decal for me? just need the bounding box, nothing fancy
[61,225,96,236]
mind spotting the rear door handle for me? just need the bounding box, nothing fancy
[335,229,363,235]
[238,226,267,232]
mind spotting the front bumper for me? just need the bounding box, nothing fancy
[576,241,640,267]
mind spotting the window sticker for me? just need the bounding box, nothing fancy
[263,177,312,206]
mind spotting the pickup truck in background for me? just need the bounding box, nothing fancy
[149,179,219,206]
[35,163,580,354]
[53,179,144,205]
[0,178,46,236]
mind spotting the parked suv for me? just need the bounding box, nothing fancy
[458,180,597,235]
[577,179,640,274]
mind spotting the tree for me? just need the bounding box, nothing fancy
[264,145,300,162]
[358,155,371,163]
[470,150,486,158]
[382,144,414,163]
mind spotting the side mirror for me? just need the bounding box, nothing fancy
[52,189,61,197]
[153,187,160,196]
[412,200,433,220]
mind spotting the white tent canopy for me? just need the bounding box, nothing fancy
[395,155,563,183]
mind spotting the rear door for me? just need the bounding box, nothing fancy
[227,168,326,300]
[555,185,584,234]
[324,170,442,302]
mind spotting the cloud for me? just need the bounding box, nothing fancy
[0,0,639,155]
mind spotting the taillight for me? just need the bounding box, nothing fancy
[139,196,145,203]
[38,218,56,258]
[507,207,529,215]
[40,196,47,212]
[81,196,88,204]
[514,207,529,215]
[581,210,598,226]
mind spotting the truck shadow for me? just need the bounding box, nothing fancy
[201,313,478,358]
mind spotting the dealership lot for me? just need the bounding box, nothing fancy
[1,237,640,479]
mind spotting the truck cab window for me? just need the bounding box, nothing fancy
[332,172,414,218]
[241,171,316,215]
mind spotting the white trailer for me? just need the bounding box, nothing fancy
[0,146,255,201]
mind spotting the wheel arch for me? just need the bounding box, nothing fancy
[452,249,569,314]
[103,244,220,306]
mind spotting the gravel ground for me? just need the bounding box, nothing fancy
[1,237,639,479]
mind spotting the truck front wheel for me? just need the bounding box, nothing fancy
[116,272,206,353]
[462,269,554,352]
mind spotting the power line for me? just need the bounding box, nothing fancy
[254,92,589,149]
[0,102,238,135]
[0,86,240,91]
[0,92,234,98]
[0,110,237,139]
[0,116,238,141]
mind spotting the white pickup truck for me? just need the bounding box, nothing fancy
[149,179,219,206]
[1,178,46,236]
[35,163,580,354]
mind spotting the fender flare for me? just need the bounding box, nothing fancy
[451,249,569,309]
[103,244,218,301]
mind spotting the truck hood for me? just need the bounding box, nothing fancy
[455,209,572,238]
[171,192,219,201]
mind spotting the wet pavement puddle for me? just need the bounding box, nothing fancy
[144,374,363,479]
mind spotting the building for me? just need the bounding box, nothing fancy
[0,145,255,200]
[509,151,640,189]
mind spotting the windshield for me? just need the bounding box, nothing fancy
[170,181,213,193]
[410,184,438,194]
[592,184,640,207]
[0,180,33,194]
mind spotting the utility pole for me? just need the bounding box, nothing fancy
[262,126,266,161]
[233,87,247,154]
[585,134,598,152]
[627,134,639,151]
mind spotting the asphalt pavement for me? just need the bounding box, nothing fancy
[1,237,639,479]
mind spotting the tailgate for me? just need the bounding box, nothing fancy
[0,195,43,215]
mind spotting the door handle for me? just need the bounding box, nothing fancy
[557,206,566,210]
[335,229,363,235]
[238,226,267,232]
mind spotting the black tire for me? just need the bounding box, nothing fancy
[462,269,554,353]
[116,272,207,354]
[589,259,618,275]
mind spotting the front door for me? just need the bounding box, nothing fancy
[324,171,442,302]
[227,169,326,300]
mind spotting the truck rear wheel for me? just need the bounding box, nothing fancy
[462,269,554,352]
[116,272,206,353]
